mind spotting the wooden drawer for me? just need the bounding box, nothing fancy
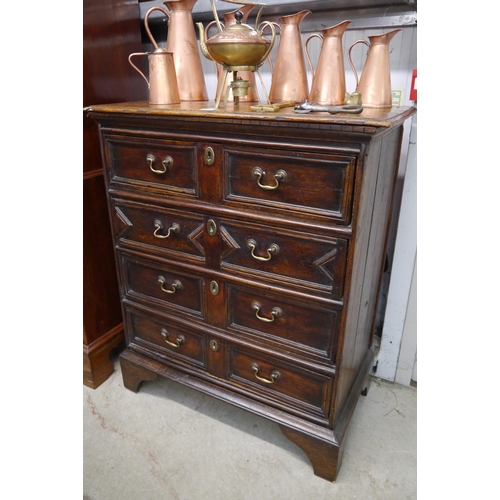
[220,219,348,299]
[125,306,206,369]
[103,133,198,197]
[227,284,338,364]
[227,344,333,421]
[222,146,356,224]
[111,199,205,263]
[120,254,205,320]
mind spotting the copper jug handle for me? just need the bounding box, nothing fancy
[304,33,323,77]
[348,39,370,90]
[128,53,150,87]
[144,6,171,50]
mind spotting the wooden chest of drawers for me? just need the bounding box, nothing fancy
[89,101,416,481]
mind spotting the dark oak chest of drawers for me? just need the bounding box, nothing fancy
[90,101,416,481]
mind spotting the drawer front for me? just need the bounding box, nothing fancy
[111,199,206,262]
[125,307,206,368]
[103,134,198,196]
[223,146,356,224]
[220,220,347,298]
[227,345,333,420]
[228,284,338,363]
[121,254,204,319]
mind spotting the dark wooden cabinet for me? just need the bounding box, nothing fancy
[83,0,147,388]
[89,101,415,480]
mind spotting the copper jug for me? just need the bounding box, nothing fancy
[268,10,310,104]
[305,20,351,106]
[128,49,180,105]
[145,1,208,101]
[348,29,401,109]
[128,14,180,105]
[208,4,258,102]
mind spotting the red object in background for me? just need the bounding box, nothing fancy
[410,69,417,101]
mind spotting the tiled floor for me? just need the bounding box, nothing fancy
[83,359,416,500]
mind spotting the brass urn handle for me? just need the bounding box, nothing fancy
[250,362,282,384]
[252,166,287,190]
[153,220,180,239]
[160,328,185,347]
[147,153,173,174]
[246,239,280,262]
[158,275,182,294]
[251,301,283,323]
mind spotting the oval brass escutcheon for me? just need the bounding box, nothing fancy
[209,339,219,351]
[207,219,217,236]
[204,146,215,166]
[210,280,219,296]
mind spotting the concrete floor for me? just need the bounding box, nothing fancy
[83,358,416,500]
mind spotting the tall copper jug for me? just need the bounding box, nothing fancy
[305,20,351,106]
[348,29,401,109]
[209,5,258,102]
[269,10,311,104]
[145,1,208,101]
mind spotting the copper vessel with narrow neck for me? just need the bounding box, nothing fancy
[144,1,208,101]
[269,10,311,103]
[348,29,401,109]
[305,20,351,106]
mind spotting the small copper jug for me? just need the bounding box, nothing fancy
[128,49,180,105]
[269,10,311,104]
[145,1,208,101]
[305,20,351,106]
[348,29,401,109]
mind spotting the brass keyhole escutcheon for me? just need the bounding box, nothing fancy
[207,219,217,236]
[210,280,219,296]
[204,146,215,166]
[209,339,219,351]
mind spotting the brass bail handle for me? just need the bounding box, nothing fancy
[348,39,370,90]
[260,21,280,73]
[304,33,323,77]
[257,20,277,64]
[209,0,223,33]
[144,6,171,50]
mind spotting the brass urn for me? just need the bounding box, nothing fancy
[197,1,276,69]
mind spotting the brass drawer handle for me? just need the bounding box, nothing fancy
[251,301,283,323]
[153,220,180,239]
[158,275,182,294]
[250,362,282,384]
[147,153,173,174]
[160,328,185,347]
[246,239,280,262]
[252,166,287,190]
